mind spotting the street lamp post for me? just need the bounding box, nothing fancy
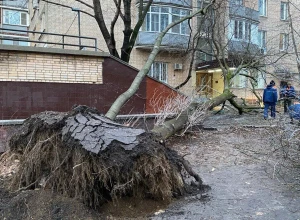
[72,7,81,50]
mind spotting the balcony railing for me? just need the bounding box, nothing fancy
[0,28,97,51]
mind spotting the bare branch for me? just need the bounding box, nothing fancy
[41,0,94,18]
[93,0,120,58]
[74,0,93,9]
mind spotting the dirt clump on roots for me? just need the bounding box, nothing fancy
[2,105,205,217]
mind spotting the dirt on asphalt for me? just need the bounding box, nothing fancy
[0,111,300,219]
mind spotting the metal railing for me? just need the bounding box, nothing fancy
[0,28,97,51]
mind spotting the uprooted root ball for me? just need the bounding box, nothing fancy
[7,106,202,209]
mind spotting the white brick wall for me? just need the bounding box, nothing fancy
[0,51,103,84]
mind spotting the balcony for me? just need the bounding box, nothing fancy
[228,40,260,55]
[229,3,259,22]
[137,0,192,7]
[0,0,28,9]
[135,31,189,51]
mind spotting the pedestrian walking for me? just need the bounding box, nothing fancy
[263,80,278,119]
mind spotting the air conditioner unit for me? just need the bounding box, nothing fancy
[174,63,183,70]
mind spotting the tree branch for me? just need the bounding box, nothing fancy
[41,0,94,18]
[105,0,216,120]
[93,0,120,58]
[75,0,93,9]
[122,0,153,62]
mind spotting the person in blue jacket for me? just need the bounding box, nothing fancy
[280,82,296,113]
[289,102,300,124]
[263,80,278,119]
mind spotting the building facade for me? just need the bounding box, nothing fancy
[0,0,29,46]
[28,0,195,94]
[27,0,300,101]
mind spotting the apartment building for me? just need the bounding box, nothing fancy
[195,0,300,101]
[27,0,300,100]
[0,0,29,46]
[258,0,300,89]
[28,0,195,94]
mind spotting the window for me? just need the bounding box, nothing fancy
[280,2,288,20]
[258,30,266,51]
[2,40,13,45]
[232,69,265,89]
[148,62,167,83]
[2,38,29,46]
[250,70,265,89]
[144,6,190,35]
[259,0,267,16]
[231,74,247,88]
[232,0,243,5]
[279,33,288,50]
[233,20,251,41]
[255,72,265,89]
[3,10,28,26]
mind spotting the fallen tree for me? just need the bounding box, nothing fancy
[8,105,208,209]
[3,0,266,213]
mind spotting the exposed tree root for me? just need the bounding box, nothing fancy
[7,106,206,209]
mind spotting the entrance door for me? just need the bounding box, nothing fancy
[196,73,213,96]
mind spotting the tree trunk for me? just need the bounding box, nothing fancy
[152,89,235,139]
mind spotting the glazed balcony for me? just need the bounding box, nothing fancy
[137,0,192,7]
[135,31,189,51]
[0,0,28,9]
[228,40,261,55]
[229,3,259,22]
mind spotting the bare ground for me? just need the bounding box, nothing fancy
[152,112,300,219]
[0,111,300,219]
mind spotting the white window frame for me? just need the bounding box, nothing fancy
[144,5,190,35]
[233,0,243,5]
[258,30,266,50]
[233,20,251,41]
[280,2,288,20]
[3,9,28,26]
[279,33,288,51]
[259,0,267,16]
[148,62,168,83]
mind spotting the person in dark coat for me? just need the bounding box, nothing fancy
[280,82,296,113]
[263,80,278,119]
